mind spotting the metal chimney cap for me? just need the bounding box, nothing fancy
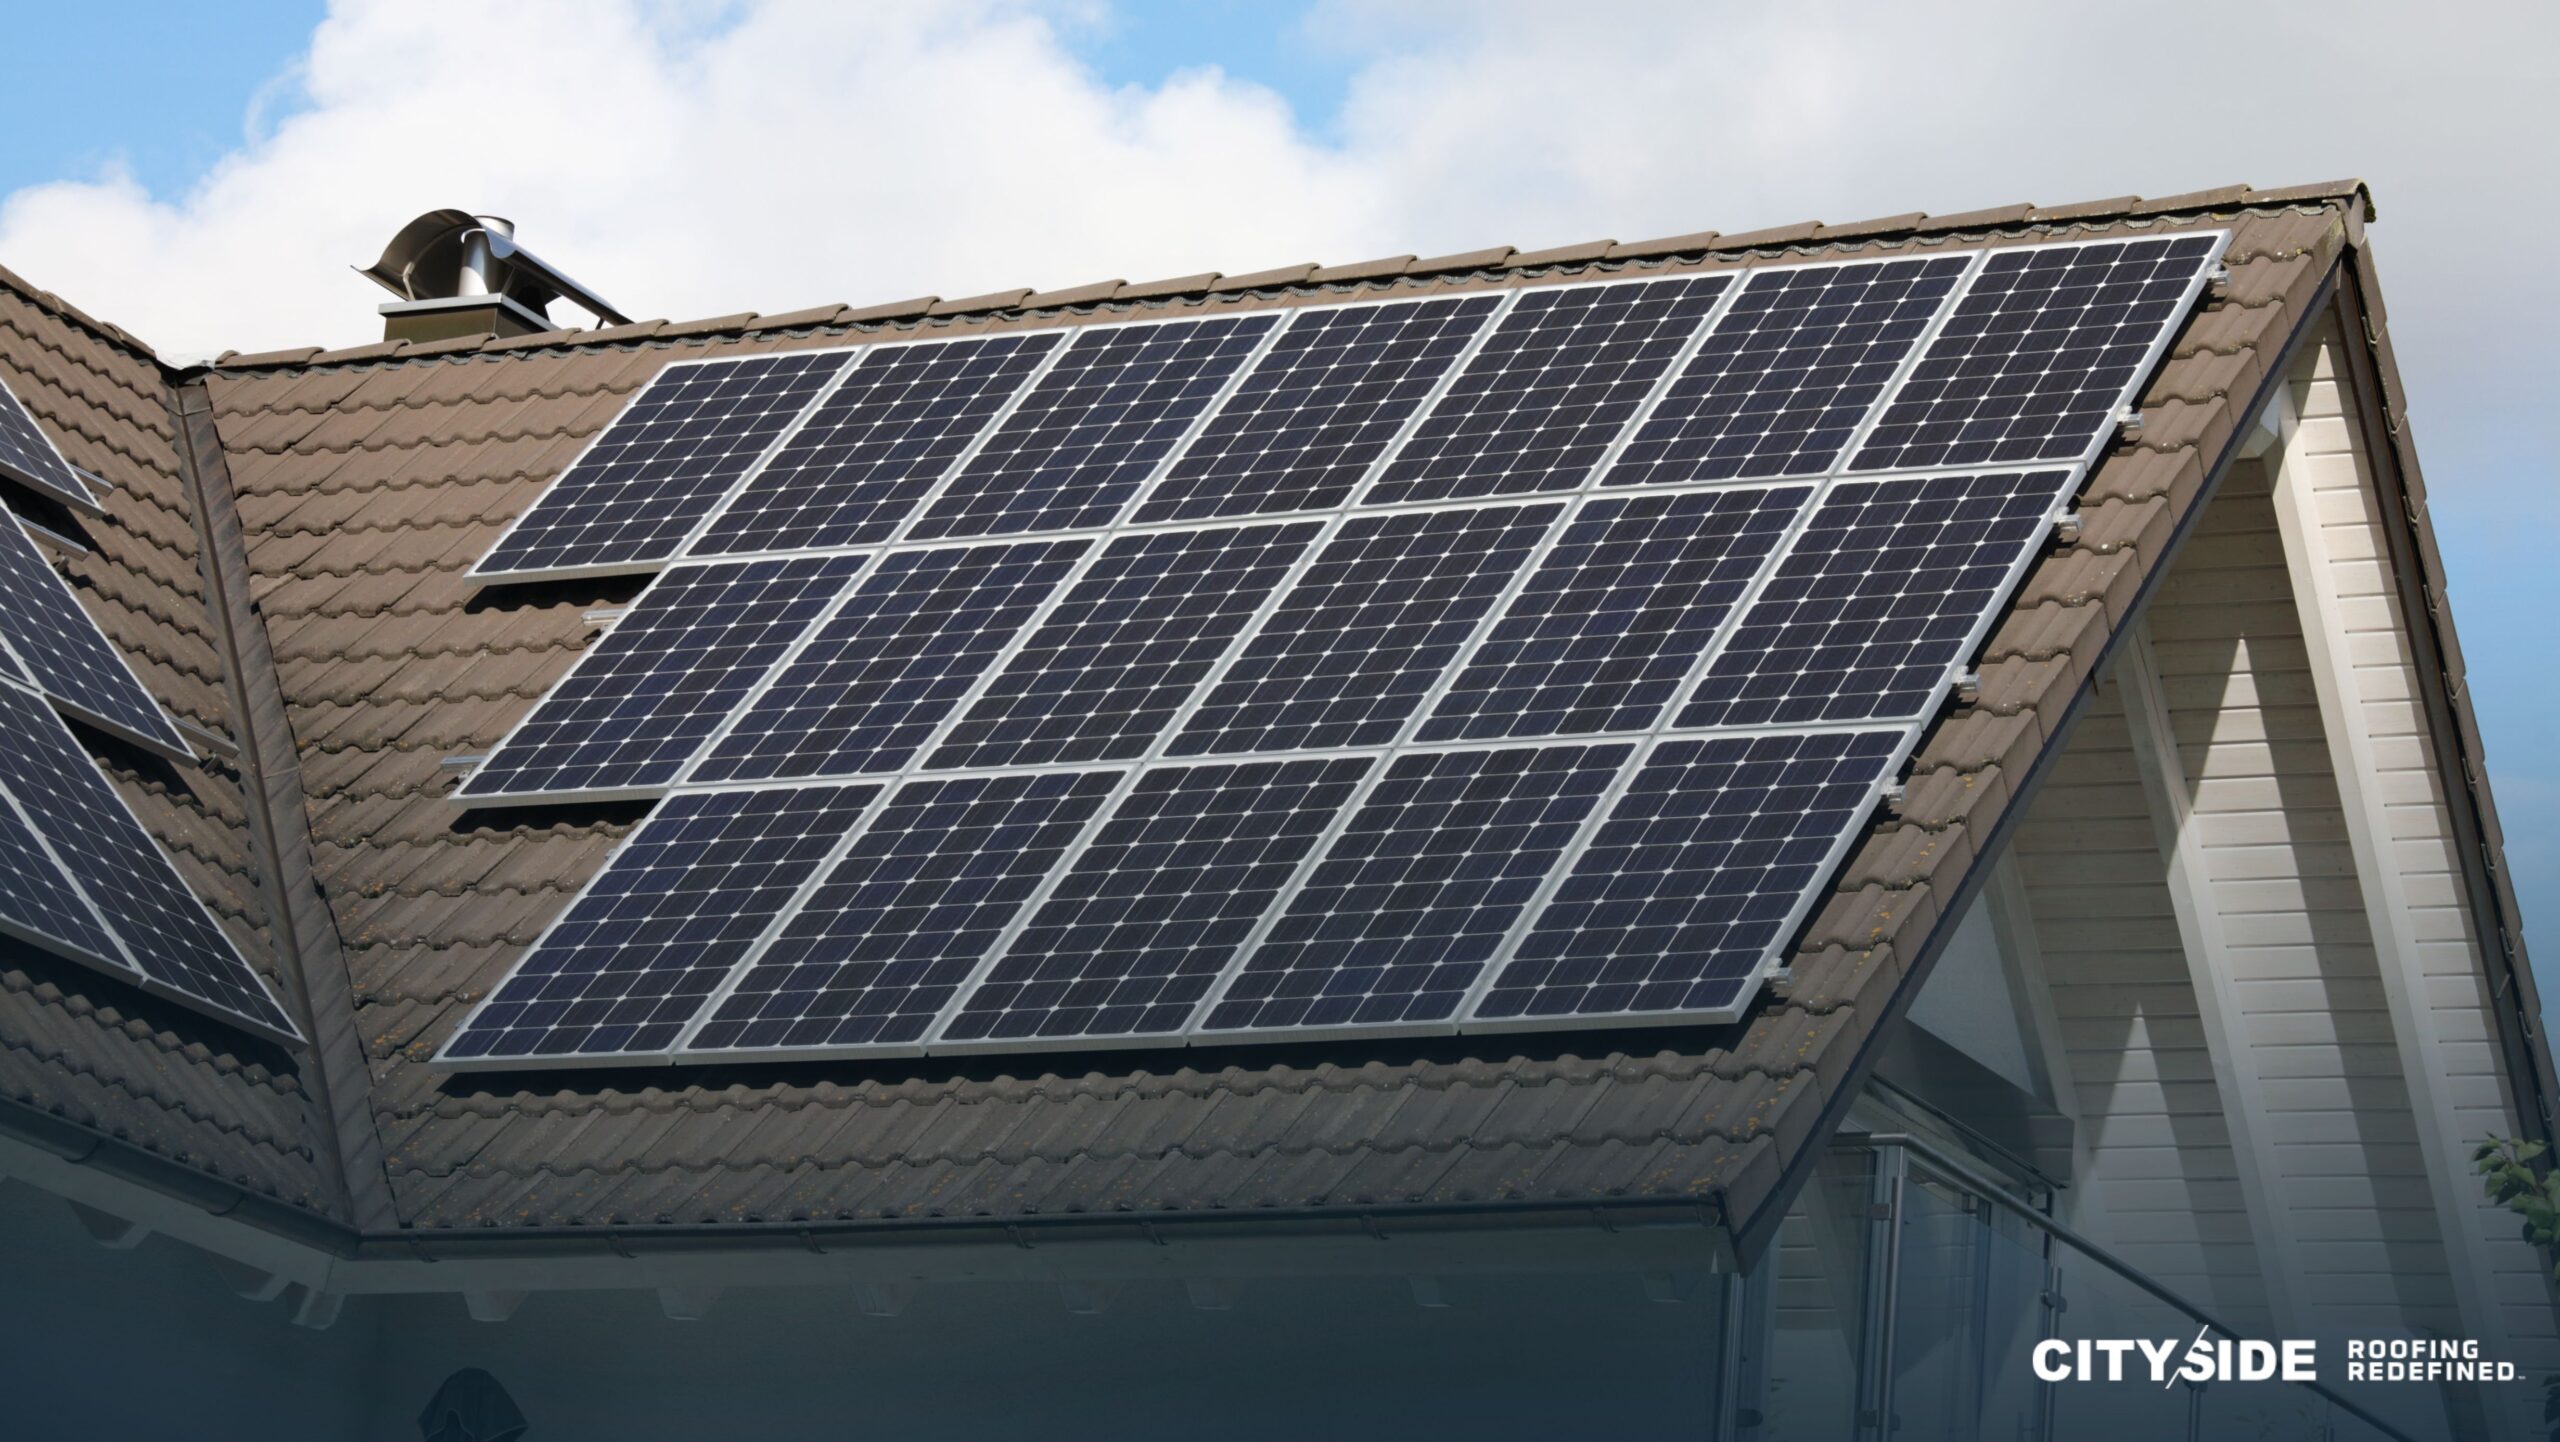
[355,208,630,327]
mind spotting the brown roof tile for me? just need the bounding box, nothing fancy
[0,184,2395,1250]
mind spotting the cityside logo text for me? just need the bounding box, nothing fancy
[2033,1331,2315,1385]
[2033,1331,2519,1385]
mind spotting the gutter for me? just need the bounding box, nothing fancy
[0,1096,1727,1277]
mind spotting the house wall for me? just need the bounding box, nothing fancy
[2271,330,2560,1369]
[2008,685,2274,1331]
[354,1262,1729,1442]
[0,1180,376,1441]
[2142,448,2457,1336]
[0,1178,1732,1442]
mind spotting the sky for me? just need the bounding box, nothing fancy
[0,0,2553,998]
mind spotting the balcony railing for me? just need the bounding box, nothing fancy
[1729,1132,2428,1442]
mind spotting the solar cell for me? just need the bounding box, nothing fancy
[928,521,1318,770]
[691,332,1062,555]
[0,684,297,1039]
[1854,234,2222,471]
[688,539,1086,784]
[0,738,126,970]
[1680,471,2072,729]
[909,314,1277,539]
[476,351,852,577]
[1169,502,1559,756]
[1420,486,1807,743]
[1200,742,1627,1035]
[1605,255,1971,486]
[0,375,102,513]
[0,512,189,755]
[462,555,864,800]
[684,770,1119,1055]
[1361,275,1728,506]
[1132,296,1502,523]
[939,755,1369,1044]
[1471,730,1901,1023]
[441,785,877,1060]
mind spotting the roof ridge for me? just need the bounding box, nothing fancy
[0,259,168,368]
[205,181,2370,376]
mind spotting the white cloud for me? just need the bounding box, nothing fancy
[1,0,2555,946]
[1,0,2550,467]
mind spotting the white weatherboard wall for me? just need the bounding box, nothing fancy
[2010,686,2273,1332]
[2141,452,2455,1335]
[2265,326,2559,1371]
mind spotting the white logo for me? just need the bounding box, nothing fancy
[2032,1328,2315,1385]
[2032,1332,2519,1385]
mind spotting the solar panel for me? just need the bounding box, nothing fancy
[461,556,864,801]
[0,374,103,514]
[1199,742,1628,1036]
[684,770,1120,1056]
[690,331,1062,556]
[0,684,298,1041]
[0,744,127,971]
[1169,502,1560,756]
[928,521,1318,770]
[442,785,877,1060]
[687,539,1086,784]
[1132,296,1503,523]
[475,351,852,578]
[1361,275,1729,506]
[0,512,190,756]
[1604,255,1971,486]
[1854,234,2223,471]
[908,314,1278,539]
[937,755,1370,1045]
[1420,486,1807,743]
[1680,471,2073,729]
[1468,730,1902,1024]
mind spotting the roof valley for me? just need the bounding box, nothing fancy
[171,374,396,1230]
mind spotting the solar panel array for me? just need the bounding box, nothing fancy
[0,682,299,1042]
[443,231,2226,1066]
[0,374,103,514]
[0,374,290,1042]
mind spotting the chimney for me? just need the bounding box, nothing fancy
[356,210,631,344]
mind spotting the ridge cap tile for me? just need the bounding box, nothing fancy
[2027,193,2144,222]
[1210,263,1317,292]
[1811,211,1928,241]
[1306,254,1415,284]
[656,311,757,340]
[1606,229,1719,261]
[1019,279,1125,309]
[2129,183,2257,215]
[1709,220,1824,251]
[1113,272,1221,302]
[840,295,937,322]
[1506,238,1616,268]
[928,287,1035,317]
[743,304,850,333]
[1408,245,1515,274]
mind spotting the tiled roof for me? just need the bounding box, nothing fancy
[0,273,331,1213]
[185,184,2363,1238]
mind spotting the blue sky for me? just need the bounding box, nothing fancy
[2,1,2554,1018]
